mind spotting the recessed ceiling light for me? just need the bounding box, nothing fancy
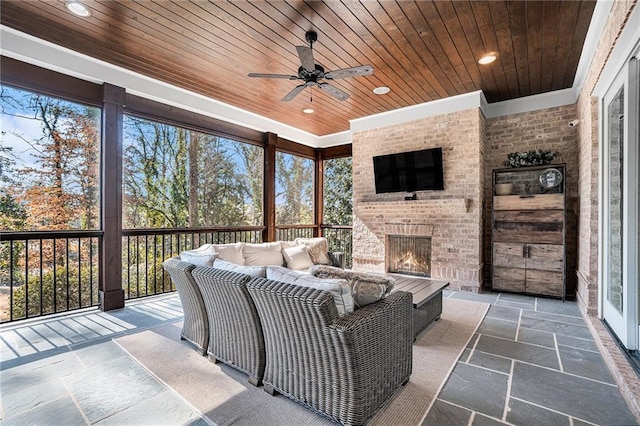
[478,54,497,65]
[66,1,91,17]
[373,86,391,95]
[303,108,314,114]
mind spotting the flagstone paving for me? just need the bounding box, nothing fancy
[425,291,638,426]
[1,291,637,425]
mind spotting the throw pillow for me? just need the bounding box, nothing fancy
[310,265,395,308]
[243,242,284,266]
[211,243,245,265]
[294,237,332,265]
[282,245,314,270]
[214,259,267,278]
[180,244,218,267]
[266,266,354,315]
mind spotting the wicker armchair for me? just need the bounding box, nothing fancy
[162,257,209,355]
[191,266,266,386]
[247,277,413,426]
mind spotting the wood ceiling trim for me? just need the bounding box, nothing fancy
[525,1,544,97]
[0,0,597,137]
[450,1,500,98]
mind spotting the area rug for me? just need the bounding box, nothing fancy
[115,297,488,425]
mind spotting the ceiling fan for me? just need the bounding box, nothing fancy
[248,31,374,102]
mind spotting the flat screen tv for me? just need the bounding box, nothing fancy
[373,147,444,194]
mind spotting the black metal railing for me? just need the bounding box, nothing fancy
[275,225,316,241]
[0,230,102,323]
[122,226,265,300]
[321,225,353,268]
[1,224,353,322]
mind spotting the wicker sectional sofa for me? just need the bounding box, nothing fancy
[163,238,414,425]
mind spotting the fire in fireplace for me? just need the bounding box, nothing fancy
[387,235,432,277]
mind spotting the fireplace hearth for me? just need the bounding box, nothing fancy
[387,235,432,277]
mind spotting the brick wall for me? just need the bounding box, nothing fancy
[484,104,579,296]
[352,108,485,291]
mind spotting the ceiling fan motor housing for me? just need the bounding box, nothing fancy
[305,30,318,46]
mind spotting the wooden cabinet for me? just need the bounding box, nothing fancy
[491,165,566,299]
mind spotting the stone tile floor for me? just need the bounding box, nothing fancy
[1,291,637,425]
[425,291,638,426]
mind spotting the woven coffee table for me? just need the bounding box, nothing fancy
[390,274,450,339]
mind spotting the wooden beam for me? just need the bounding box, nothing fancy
[263,132,277,242]
[100,83,125,311]
[0,56,102,106]
[314,150,324,237]
[125,93,263,145]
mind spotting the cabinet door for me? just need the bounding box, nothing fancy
[492,242,526,292]
[525,244,564,297]
[493,210,564,244]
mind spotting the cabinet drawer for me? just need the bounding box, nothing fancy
[493,193,564,210]
[493,210,563,244]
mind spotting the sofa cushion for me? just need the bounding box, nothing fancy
[294,237,332,265]
[267,266,354,315]
[243,242,284,266]
[310,265,395,308]
[282,245,314,270]
[214,259,267,278]
[180,244,218,267]
[212,243,245,265]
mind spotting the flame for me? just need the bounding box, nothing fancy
[394,251,428,273]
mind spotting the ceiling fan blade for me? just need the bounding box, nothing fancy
[248,73,298,80]
[281,84,307,102]
[318,83,350,101]
[296,45,315,71]
[324,65,374,80]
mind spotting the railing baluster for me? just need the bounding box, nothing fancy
[78,238,82,308]
[24,241,28,319]
[53,239,57,313]
[9,240,14,321]
[144,234,149,296]
[66,238,70,311]
[39,239,43,316]
[127,235,131,299]
[89,237,94,307]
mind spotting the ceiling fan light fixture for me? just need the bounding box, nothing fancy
[65,1,91,17]
[303,108,314,114]
[373,86,390,95]
[478,54,497,65]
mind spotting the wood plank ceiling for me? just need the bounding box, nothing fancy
[0,1,596,137]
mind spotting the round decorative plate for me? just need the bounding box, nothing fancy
[539,168,562,189]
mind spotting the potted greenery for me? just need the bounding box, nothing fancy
[503,150,557,168]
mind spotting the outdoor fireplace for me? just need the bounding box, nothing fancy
[386,235,432,277]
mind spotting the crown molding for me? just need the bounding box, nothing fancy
[349,91,485,133]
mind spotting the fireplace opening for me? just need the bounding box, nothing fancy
[387,235,432,277]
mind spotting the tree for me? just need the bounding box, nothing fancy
[323,157,353,225]
[276,152,313,225]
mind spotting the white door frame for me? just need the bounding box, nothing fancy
[598,49,639,349]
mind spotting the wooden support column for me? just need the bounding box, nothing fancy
[263,132,277,242]
[314,150,324,237]
[100,84,125,311]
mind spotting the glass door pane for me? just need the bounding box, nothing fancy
[607,87,624,314]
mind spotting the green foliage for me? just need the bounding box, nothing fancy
[275,152,313,225]
[123,117,263,228]
[503,150,557,168]
[10,266,99,320]
[323,157,352,225]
